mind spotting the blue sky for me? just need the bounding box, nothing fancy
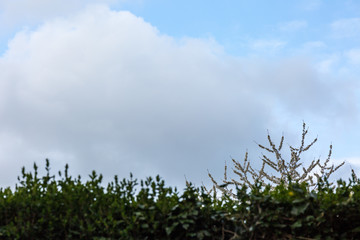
[0,0,359,188]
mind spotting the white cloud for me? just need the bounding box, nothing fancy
[250,39,286,53]
[302,41,326,49]
[331,157,360,181]
[0,0,116,18]
[346,48,360,65]
[0,6,356,188]
[279,20,307,32]
[331,18,360,38]
[342,157,360,168]
[300,0,322,11]
[289,41,326,57]
[0,0,124,32]
[316,54,339,74]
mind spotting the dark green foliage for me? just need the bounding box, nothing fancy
[1,160,360,239]
[0,160,236,239]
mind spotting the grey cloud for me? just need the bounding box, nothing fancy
[0,0,117,27]
[0,6,356,188]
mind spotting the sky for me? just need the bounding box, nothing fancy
[0,0,360,189]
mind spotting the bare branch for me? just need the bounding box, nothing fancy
[208,123,345,198]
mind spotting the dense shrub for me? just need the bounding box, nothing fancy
[1,160,360,239]
[0,160,237,239]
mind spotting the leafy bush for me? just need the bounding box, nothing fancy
[1,159,360,239]
[0,160,237,239]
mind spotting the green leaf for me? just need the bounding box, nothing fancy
[182,223,190,230]
[291,202,309,216]
[141,223,149,229]
[165,223,178,236]
[165,227,173,236]
[292,198,305,204]
[291,220,302,229]
[305,215,315,222]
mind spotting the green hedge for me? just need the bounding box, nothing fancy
[1,160,360,239]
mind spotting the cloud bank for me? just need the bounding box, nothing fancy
[0,5,356,188]
[0,0,117,26]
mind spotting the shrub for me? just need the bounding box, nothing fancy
[1,158,360,239]
[208,122,345,198]
[0,160,237,239]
